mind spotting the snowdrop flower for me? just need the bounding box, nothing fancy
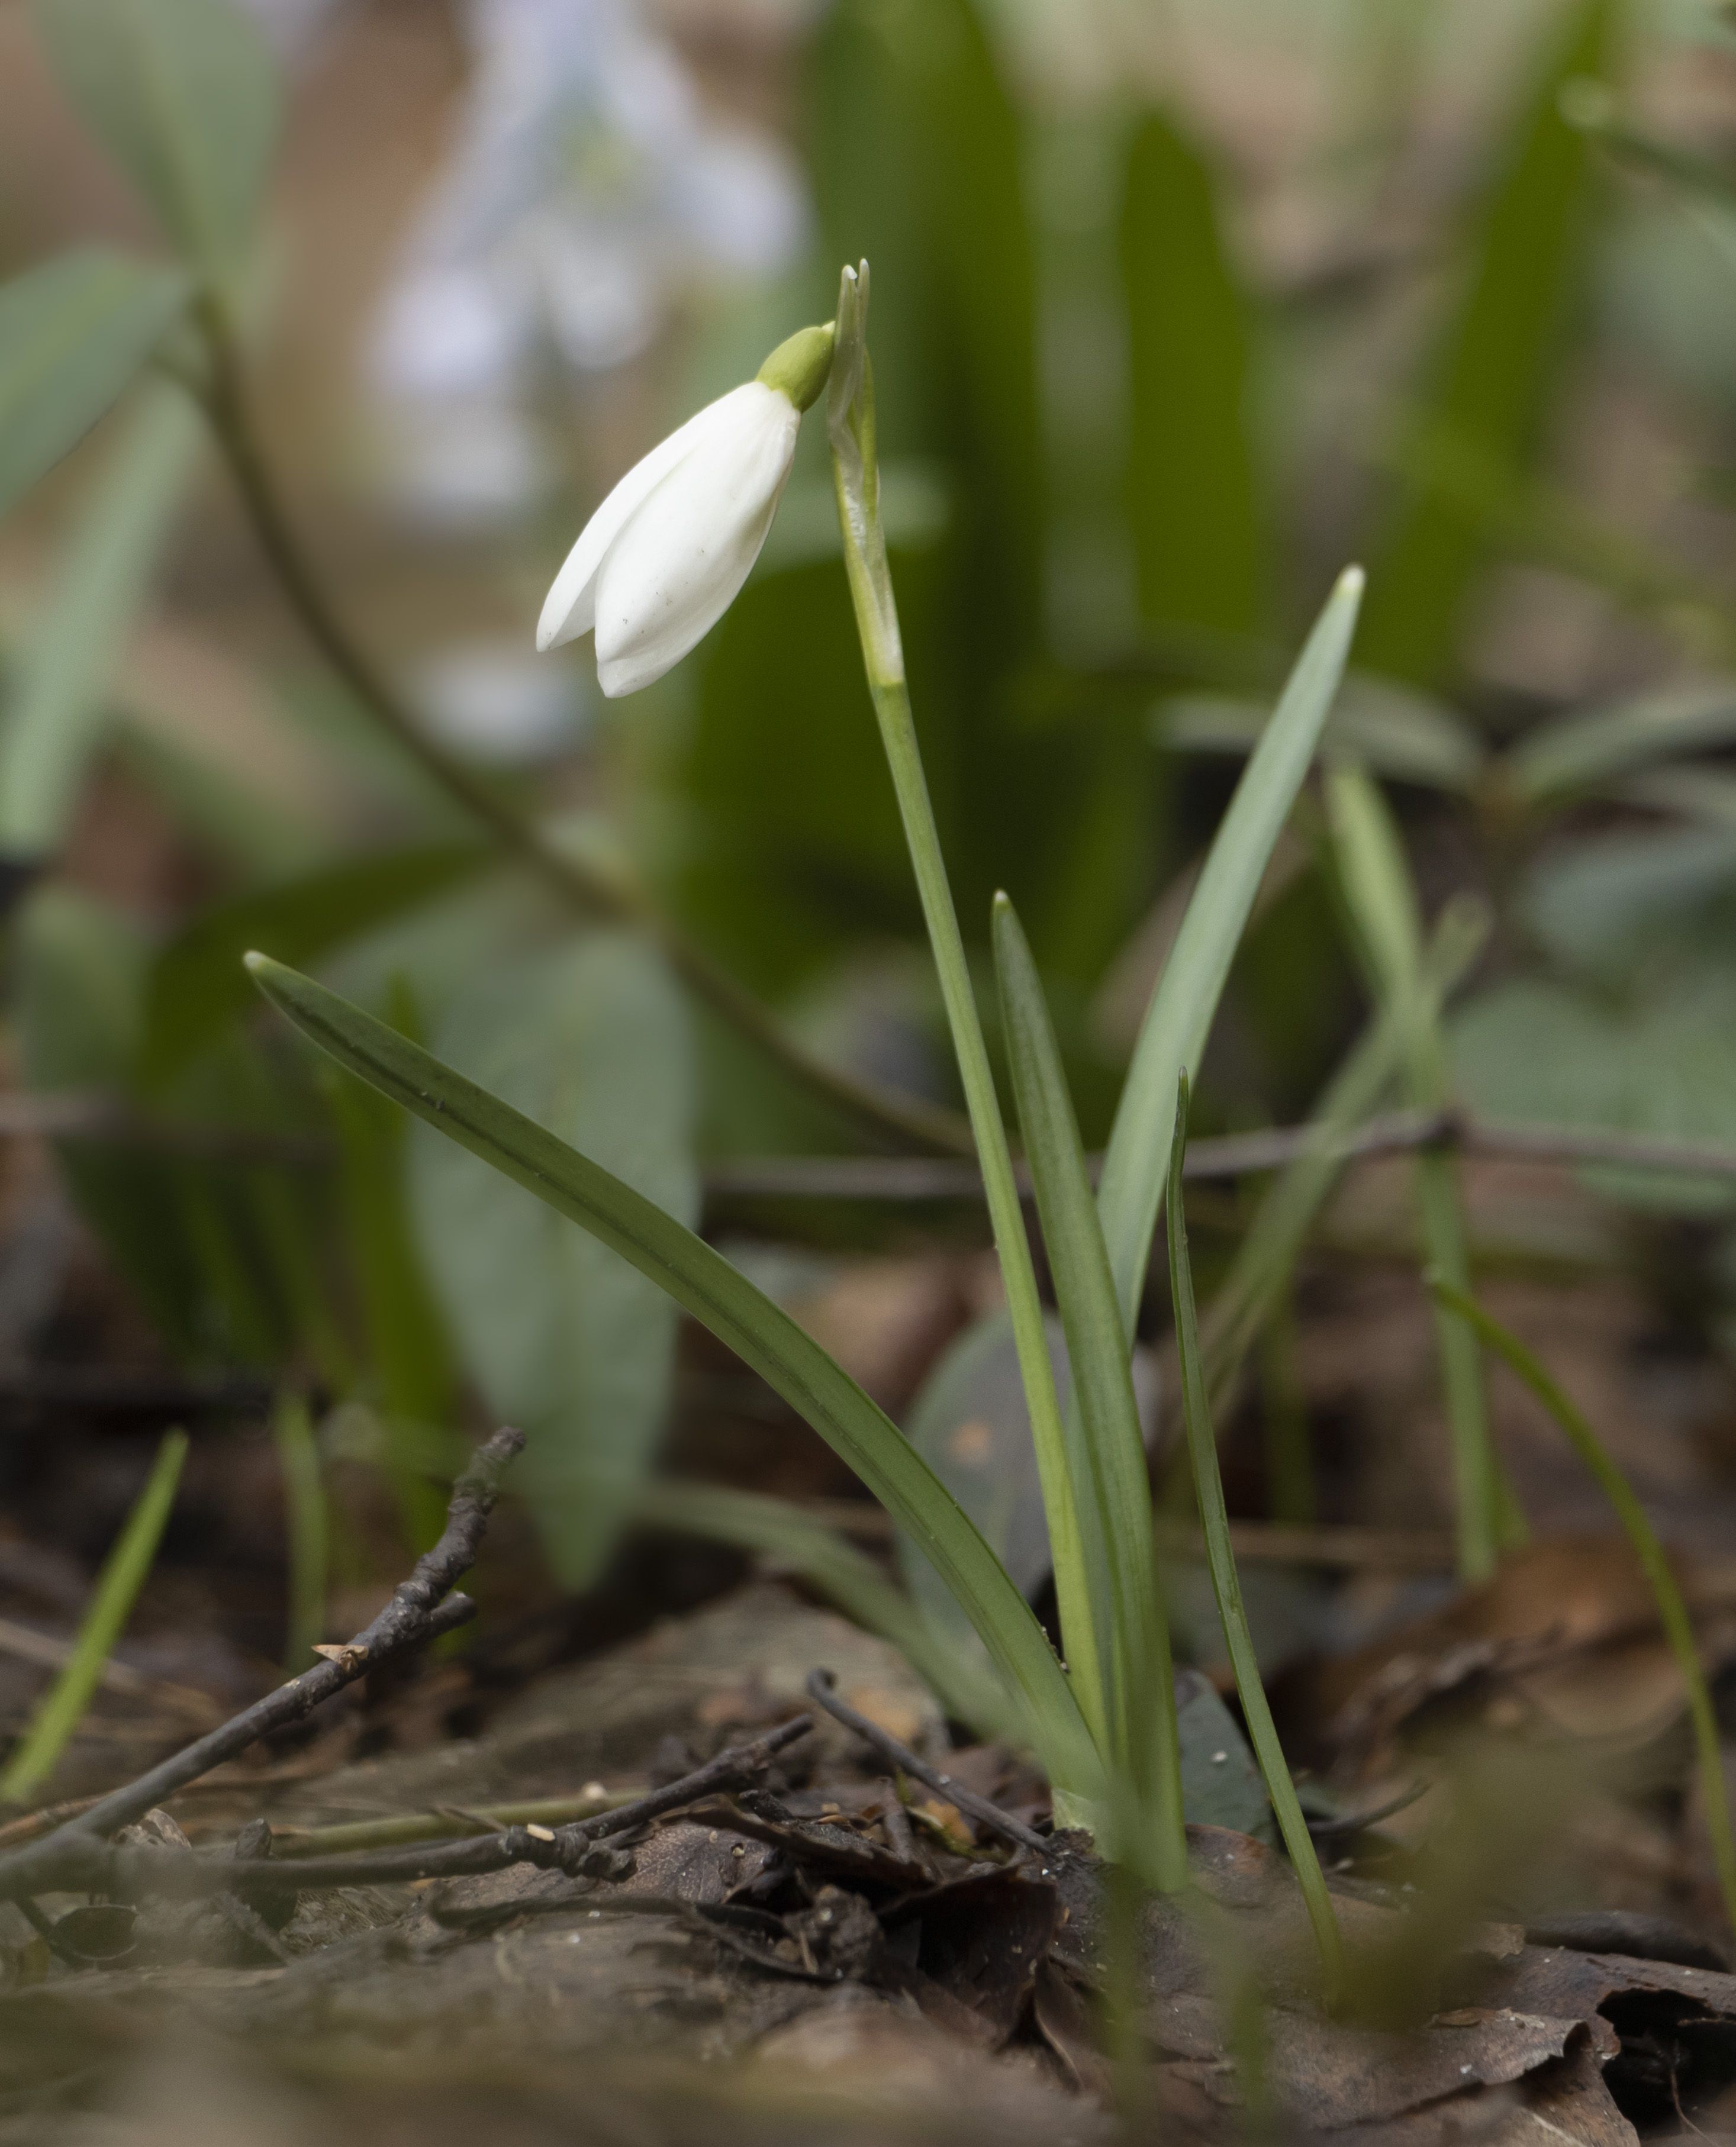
[536,323,833,695]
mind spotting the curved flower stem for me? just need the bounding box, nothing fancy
[191,306,971,1160]
[826,263,1107,1768]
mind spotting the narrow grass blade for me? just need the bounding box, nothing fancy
[1325,765,1517,1581]
[635,1478,1014,1740]
[0,1428,187,1804]
[1203,898,1489,1404]
[273,1393,327,1674]
[994,894,1184,1885]
[1428,1276,1736,1944]
[245,953,1098,1800]
[1099,566,1364,1338]
[1167,1081,1344,1993]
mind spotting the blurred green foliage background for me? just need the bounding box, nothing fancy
[6,0,1736,1597]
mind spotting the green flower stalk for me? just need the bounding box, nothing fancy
[824,264,1110,1785]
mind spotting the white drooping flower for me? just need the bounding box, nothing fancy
[537,324,833,696]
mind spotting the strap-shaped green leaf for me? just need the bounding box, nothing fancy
[993,894,1184,1884]
[33,0,280,294]
[244,952,1098,1797]
[0,250,188,523]
[1098,565,1364,1335]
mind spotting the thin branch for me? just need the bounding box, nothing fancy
[66,1717,813,1902]
[702,1109,1736,1204]
[0,1428,523,1903]
[804,1668,1047,1855]
[193,311,971,1162]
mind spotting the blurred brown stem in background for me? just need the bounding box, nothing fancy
[191,307,973,1161]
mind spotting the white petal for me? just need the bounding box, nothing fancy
[592,382,797,696]
[534,389,743,653]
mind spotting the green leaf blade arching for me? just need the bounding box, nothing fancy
[1119,109,1264,637]
[31,0,281,295]
[1098,565,1364,1335]
[0,250,189,523]
[244,953,1097,1799]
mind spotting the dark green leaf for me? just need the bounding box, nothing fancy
[141,842,491,1085]
[1120,110,1264,635]
[0,250,188,522]
[1175,1669,1272,1842]
[1355,0,1619,682]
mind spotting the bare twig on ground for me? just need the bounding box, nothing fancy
[804,1669,1047,1855]
[0,1428,524,1904]
[68,1717,814,1902]
[268,1785,642,1859]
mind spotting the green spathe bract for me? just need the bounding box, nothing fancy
[242,950,1099,1805]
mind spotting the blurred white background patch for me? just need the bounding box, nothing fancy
[366,0,810,530]
[409,637,592,764]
